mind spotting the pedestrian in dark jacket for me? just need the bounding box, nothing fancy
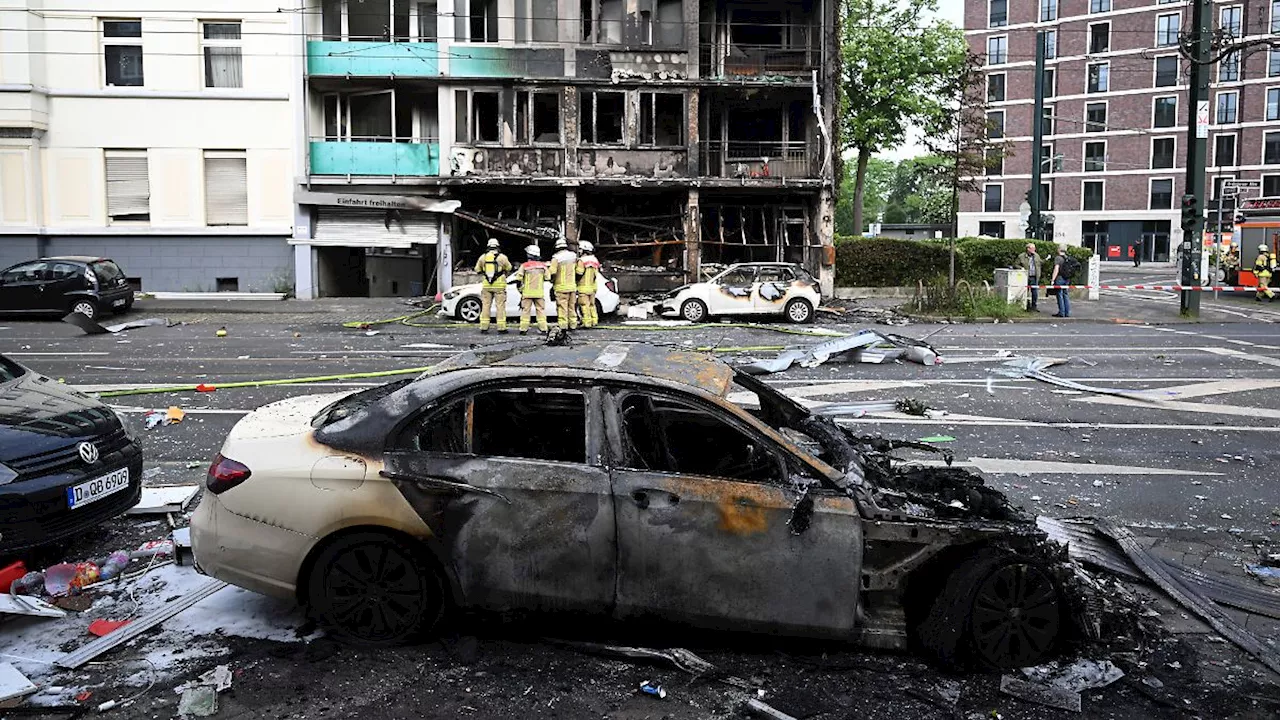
[1019,243,1041,311]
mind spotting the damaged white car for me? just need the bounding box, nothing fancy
[191,342,1088,668]
[659,263,822,324]
[440,272,621,323]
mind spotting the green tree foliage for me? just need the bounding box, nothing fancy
[840,0,968,235]
[834,157,894,235]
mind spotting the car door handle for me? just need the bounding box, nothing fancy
[631,490,649,509]
[631,489,679,509]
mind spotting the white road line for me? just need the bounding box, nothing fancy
[922,457,1224,477]
[289,350,458,356]
[836,417,1280,432]
[110,406,250,415]
[1200,347,1280,369]
[5,352,109,357]
[1080,395,1272,419]
[76,382,381,392]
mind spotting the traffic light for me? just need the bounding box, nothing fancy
[1181,194,1198,231]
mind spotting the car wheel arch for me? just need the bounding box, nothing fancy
[295,524,462,611]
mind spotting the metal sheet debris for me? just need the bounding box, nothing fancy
[0,594,67,619]
[127,485,200,515]
[744,698,800,720]
[177,685,218,717]
[0,662,37,704]
[991,357,1152,400]
[739,330,942,375]
[999,675,1082,713]
[62,314,168,335]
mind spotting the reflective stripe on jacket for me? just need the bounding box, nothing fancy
[518,261,548,299]
[549,250,578,293]
[576,256,600,293]
[475,251,511,290]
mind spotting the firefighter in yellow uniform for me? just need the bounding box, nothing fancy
[473,238,511,333]
[1257,244,1276,302]
[517,245,550,334]
[575,241,601,328]
[548,238,579,330]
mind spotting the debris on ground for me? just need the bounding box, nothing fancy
[128,485,200,515]
[990,357,1153,400]
[144,406,186,429]
[178,684,219,717]
[62,314,169,335]
[999,658,1124,713]
[0,593,66,619]
[739,329,942,374]
[0,662,37,704]
[744,697,800,720]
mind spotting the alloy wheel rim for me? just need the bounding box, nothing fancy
[325,542,424,642]
[969,562,1060,668]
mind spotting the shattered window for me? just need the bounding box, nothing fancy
[718,267,757,287]
[473,387,585,463]
[618,394,779,483]
[398,398,468,453]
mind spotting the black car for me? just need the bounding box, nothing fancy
[0,256,133,320]
[0,355,142,553]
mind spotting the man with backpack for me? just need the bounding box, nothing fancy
[1050,245,1079,318]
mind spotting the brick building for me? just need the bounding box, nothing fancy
[960,0,1280,262]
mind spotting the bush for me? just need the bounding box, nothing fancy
[956,237,1092,283]
[909,280,1029,320]
[833,236,951,287]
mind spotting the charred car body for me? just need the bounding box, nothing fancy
[191,342,1084,668]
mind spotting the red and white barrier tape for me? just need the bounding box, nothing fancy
[1032,284,1261,292]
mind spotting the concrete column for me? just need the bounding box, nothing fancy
[565,187,579,245]
[684,188,700,280]
[686,90,699,176]
[294,244,316,299]
[815,185,835,297]
[438,216,454,294]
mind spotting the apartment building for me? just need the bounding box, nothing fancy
[960,0,1280,263]
[0,1,295,292]
[291,0,839,298]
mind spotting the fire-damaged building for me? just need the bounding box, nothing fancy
[288,0,838,299]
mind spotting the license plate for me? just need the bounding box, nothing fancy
[112,298,126,307]
[66,468,131,509]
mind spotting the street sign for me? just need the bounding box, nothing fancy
[1223,179,1261,192]
[1196,100,1210,139]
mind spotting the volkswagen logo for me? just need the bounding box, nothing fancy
[78,442,99,465]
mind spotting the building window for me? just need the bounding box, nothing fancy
[1083,181,1104,211]
[462,0,498,42]
[1151,137,1176,169]
[202,22,242,89]
[1044,29,1057,59]
[639,92,683,146]
[1042,69,1055,97]
[1214,134,1237,167]
[1268,88,1280,121]
[1273,0,1280,34]
[1040,0,1057,22]
[1156,14,1180,48]
[987,36,1007,65]
[985,147,1003,175]
[1084,141,1106,172]
[1220,5,1242,38]
[1270,49,1280,78]
[204,151,248,226]
[989,0,1007,28]
[1040,182,1052,212]
[580,90,625,144]
[987,73,1005,103]
[1266,131,1280,165]
[514,90,561,143]
[1086,102,1107,132]
[983,184,1002,213]
[1089,23,1109,54]
[419,1,439,41]
[987,110,1004,139]
[1264,175,1280,197]
[1220,51,1240,83]
[105,150,150,223]
[978,221,1005,238]
[1217,91,1238,123]
[1040,143,1053,174]
[1087,62,1109,93]
[1150,178,1174,210]
[1090,0,1110,12]
[1212,175,1237,201]
[1155,56,1179,87]
[1154,96,1177,128]
[453,89,500,143]
[1041,105,1054,136]
[102,19,143,87]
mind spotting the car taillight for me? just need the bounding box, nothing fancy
[605,279,617,293]
[206,453,251,495]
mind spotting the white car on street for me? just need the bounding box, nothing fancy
[441,272,621,323]
[659,262,821,324]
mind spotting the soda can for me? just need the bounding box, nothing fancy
[638,680,667,699]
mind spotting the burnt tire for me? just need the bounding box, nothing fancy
[784,298,814,324]
[915,549,1064,670]
[307,531,444,647]
[680,298,708,323]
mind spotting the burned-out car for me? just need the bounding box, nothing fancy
[191,343,1079,668]
[659,262,821,323]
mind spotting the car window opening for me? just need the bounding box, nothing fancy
[473,387,585,463]
[619,393,778,483]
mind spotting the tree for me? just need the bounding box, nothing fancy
[840,0,968,237]
[835,157,894,235]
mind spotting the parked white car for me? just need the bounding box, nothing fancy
[659,262,821,324]
[441,272,621,323]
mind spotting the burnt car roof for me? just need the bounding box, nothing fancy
[41,256,108,264]
[425,341,736,397]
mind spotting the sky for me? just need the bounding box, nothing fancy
[876,0,968,162]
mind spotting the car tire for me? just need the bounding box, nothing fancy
[70,299,98,320]
[307,531,445,647]
[680,299,708,323]
[596,300,607,319]
[784,298,814,324]
[456,296,483,323]
[915,549,1064,670]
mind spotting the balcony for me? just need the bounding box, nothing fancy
[702,141,816,180]
[307,41,441,77]
[310,140,440,177]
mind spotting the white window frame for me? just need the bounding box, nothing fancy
[1216,90,1239,124]
[1156,13,1181,48]
[1149,135,1177,170]
[1152,95,1178,129]
[201,20,243,89]
[1153,55,1179,88]
[987,35,1008,65]
[1211,174,1238,201]
[1267,86,1280,122]
[1087,61,1109,93]
[1044,29,1057,59]
[1269,48,1280,78]
[1039,181,1052,212]
[1263,173,1280,198]
[1273,0,1280,34]
[983,183,1004,213]
[1149,177,1175,210]
[987,109,1005,139]
[1081,180,1105,212]
[101,18,144,88]
[1040,142,1054,175]
[1040,0,1057,23]
[1085,100,1108,132]
[104,149,150,224]
[1041,104,1054,136]
[1213,132,1238,168]
[1220,5,1242,39]
[1083,139,1107,172]
[1219,50,1240,83]
[1042,68,1056,98]
[987,72,1006,103]
[988,0,1007,29]
[203,150,248,226]
[1090,0,1110,13]
[1088,22,1109,54]
[1265,131,1280,165]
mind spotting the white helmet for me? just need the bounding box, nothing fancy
[526,245,541,258]
[486,238,499,249]
[580,241,594,253]
[1262,244,1270,252]
[555,238,568,250]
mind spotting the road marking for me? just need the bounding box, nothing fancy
[1200,346,1280,369]
[1079,395,1271,419]
[922,457,1223,477]
[110,406,250,415]
[77,381,381,392]
[5,352,109,357]
[290,350,458,356]
[836,417,1280,433]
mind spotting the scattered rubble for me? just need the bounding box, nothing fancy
[62,314,170,335]
[739,328,941,374]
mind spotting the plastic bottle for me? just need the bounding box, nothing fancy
[98,552,130,580]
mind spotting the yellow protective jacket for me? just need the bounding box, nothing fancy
[576,255,600,293]
[548,250,579,293]
[1256,253,1275,278]
[474,251,512,290]
[517,261,548,299]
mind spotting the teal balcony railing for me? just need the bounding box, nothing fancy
[310,140,440,176]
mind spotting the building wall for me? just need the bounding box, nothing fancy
[43,236,293,292]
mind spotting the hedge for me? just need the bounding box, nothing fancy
[834,236,1094,287]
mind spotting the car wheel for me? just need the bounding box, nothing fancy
[70,300,98,320]
[456,296,483,323]
[680,299,708,323]
[784,298,814,324]
[307,531,444,647]
[916,549,1064,669]
[595,300,607,319]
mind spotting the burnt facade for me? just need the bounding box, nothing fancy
[294,0,838,297]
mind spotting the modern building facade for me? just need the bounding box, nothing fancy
[290,0,839,298]
[0,1,296,292]
[961,0,1280,262]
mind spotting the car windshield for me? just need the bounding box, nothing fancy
[91,261,124,281]
[0,356,27,383]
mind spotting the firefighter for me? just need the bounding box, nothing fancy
[473,238,511,333]
[517,245,550,333]
[1255,244,1275,302]
[548,237,579,330]
[575,241,601,328]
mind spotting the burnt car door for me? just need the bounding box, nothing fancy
[383,382,616,614]
[605,388,862,637]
